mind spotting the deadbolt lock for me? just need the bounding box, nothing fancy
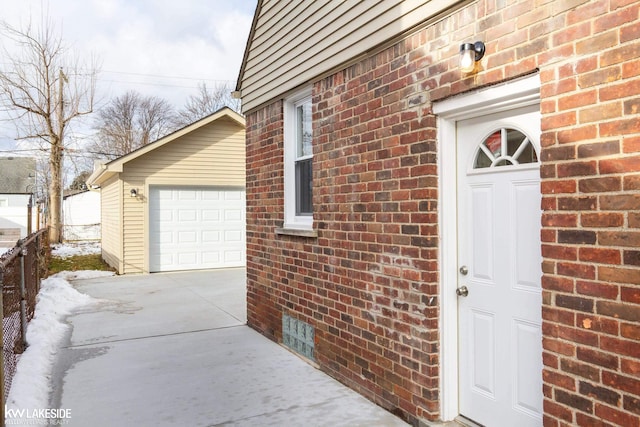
[459,265,468,275]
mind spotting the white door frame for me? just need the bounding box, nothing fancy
[433,74,541,421]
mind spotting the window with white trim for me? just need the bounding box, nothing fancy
[283,88,313,230]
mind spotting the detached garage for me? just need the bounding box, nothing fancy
[87,107,246,274]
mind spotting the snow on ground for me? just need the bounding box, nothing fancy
[51,241,101,258]
[5,269,114,420]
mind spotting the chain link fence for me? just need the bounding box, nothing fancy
[0,229,50,405]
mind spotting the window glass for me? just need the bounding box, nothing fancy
[474,128,538,169]
[297,103,313,158]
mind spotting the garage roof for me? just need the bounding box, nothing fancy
[87,107,245,187]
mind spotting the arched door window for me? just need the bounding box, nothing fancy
[473,128,538,169]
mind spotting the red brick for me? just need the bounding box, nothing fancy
[575,413,616,427]
[621,286,640,304]
[600,79,640,101]
[582,213,624,228]
[557,125,598,143]
[600,118,640,137]
[600,194,640,210]
[621,358,640,376]
[578,141,621,159]
[594,4,639,33]
[576,313,620,335]
[557,262,596,280]
[598,232,640,248]
[601,336,640,359]
[542,214,578,228]
[541,180,576,194]
[577,347,619,370]
[624,174,640,190]
[597,300,640,322]
[595,403,639,426]
[557,161,597,177]
[621,322,640,340]
[624,250,640,266]
[599,266,640,285]
[601,42,640,67]
[544,399,574,423]
[558,90,597,110]
[578,176,621,193]
[577,66,622,89]
[576,279,619,299]
[555,388,593,413]
[580,381,621,406]
[544,369,577,391]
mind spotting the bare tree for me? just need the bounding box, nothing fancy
[90,91,176,160]
[174,82,241,128]
[0,18,98,242]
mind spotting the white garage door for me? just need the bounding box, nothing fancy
[149,186,246,272]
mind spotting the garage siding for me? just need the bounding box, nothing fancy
[120,117,246,273]
[99,175,123,272]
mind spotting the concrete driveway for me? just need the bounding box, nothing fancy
[52,268,409,427]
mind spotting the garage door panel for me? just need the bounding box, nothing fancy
[202,210,221,221]
[225,230,243,242]
[202,191,220,200]
[224,250,243,263]
[224,209,243,221]
[178,209,198,221]
[149,186,246,272]
[202,231,221,243]
[202,252,221,263]
[178,231,197,243]
[224,192,242,200]
[178,190,197,200]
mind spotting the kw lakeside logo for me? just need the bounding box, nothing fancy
[5,406,72,425]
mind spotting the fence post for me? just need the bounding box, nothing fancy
[0,268,6,427]
[35,234,40,293]
[18,245,28,349]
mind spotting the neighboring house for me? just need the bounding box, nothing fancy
[0,157,37,243]
[235,2,639,427]
[86,107,246,274]
[62,189,101,241]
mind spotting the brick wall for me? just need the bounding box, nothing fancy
[537,1,640,426]
[245,0,640,425]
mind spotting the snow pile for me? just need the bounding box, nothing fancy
[51,242,101,258]
[5,270,113,418]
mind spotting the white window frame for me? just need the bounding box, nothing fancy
[0,198,7,207]
[283,87,313,231]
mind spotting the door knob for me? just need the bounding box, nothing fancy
[456,285,469,297]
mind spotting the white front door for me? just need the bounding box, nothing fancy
[456,105,543,426]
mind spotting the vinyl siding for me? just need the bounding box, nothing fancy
[99,175,122,273]
[238,0,463,112]
[120,117,246,273]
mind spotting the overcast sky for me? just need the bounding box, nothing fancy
[0,0,256,155]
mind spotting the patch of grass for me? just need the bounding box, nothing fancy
[49,254,114,275]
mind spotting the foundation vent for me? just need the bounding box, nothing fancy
[282,314,315,361]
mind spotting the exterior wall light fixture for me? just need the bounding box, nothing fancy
[130,188,138,198]
[460,41,485,73]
